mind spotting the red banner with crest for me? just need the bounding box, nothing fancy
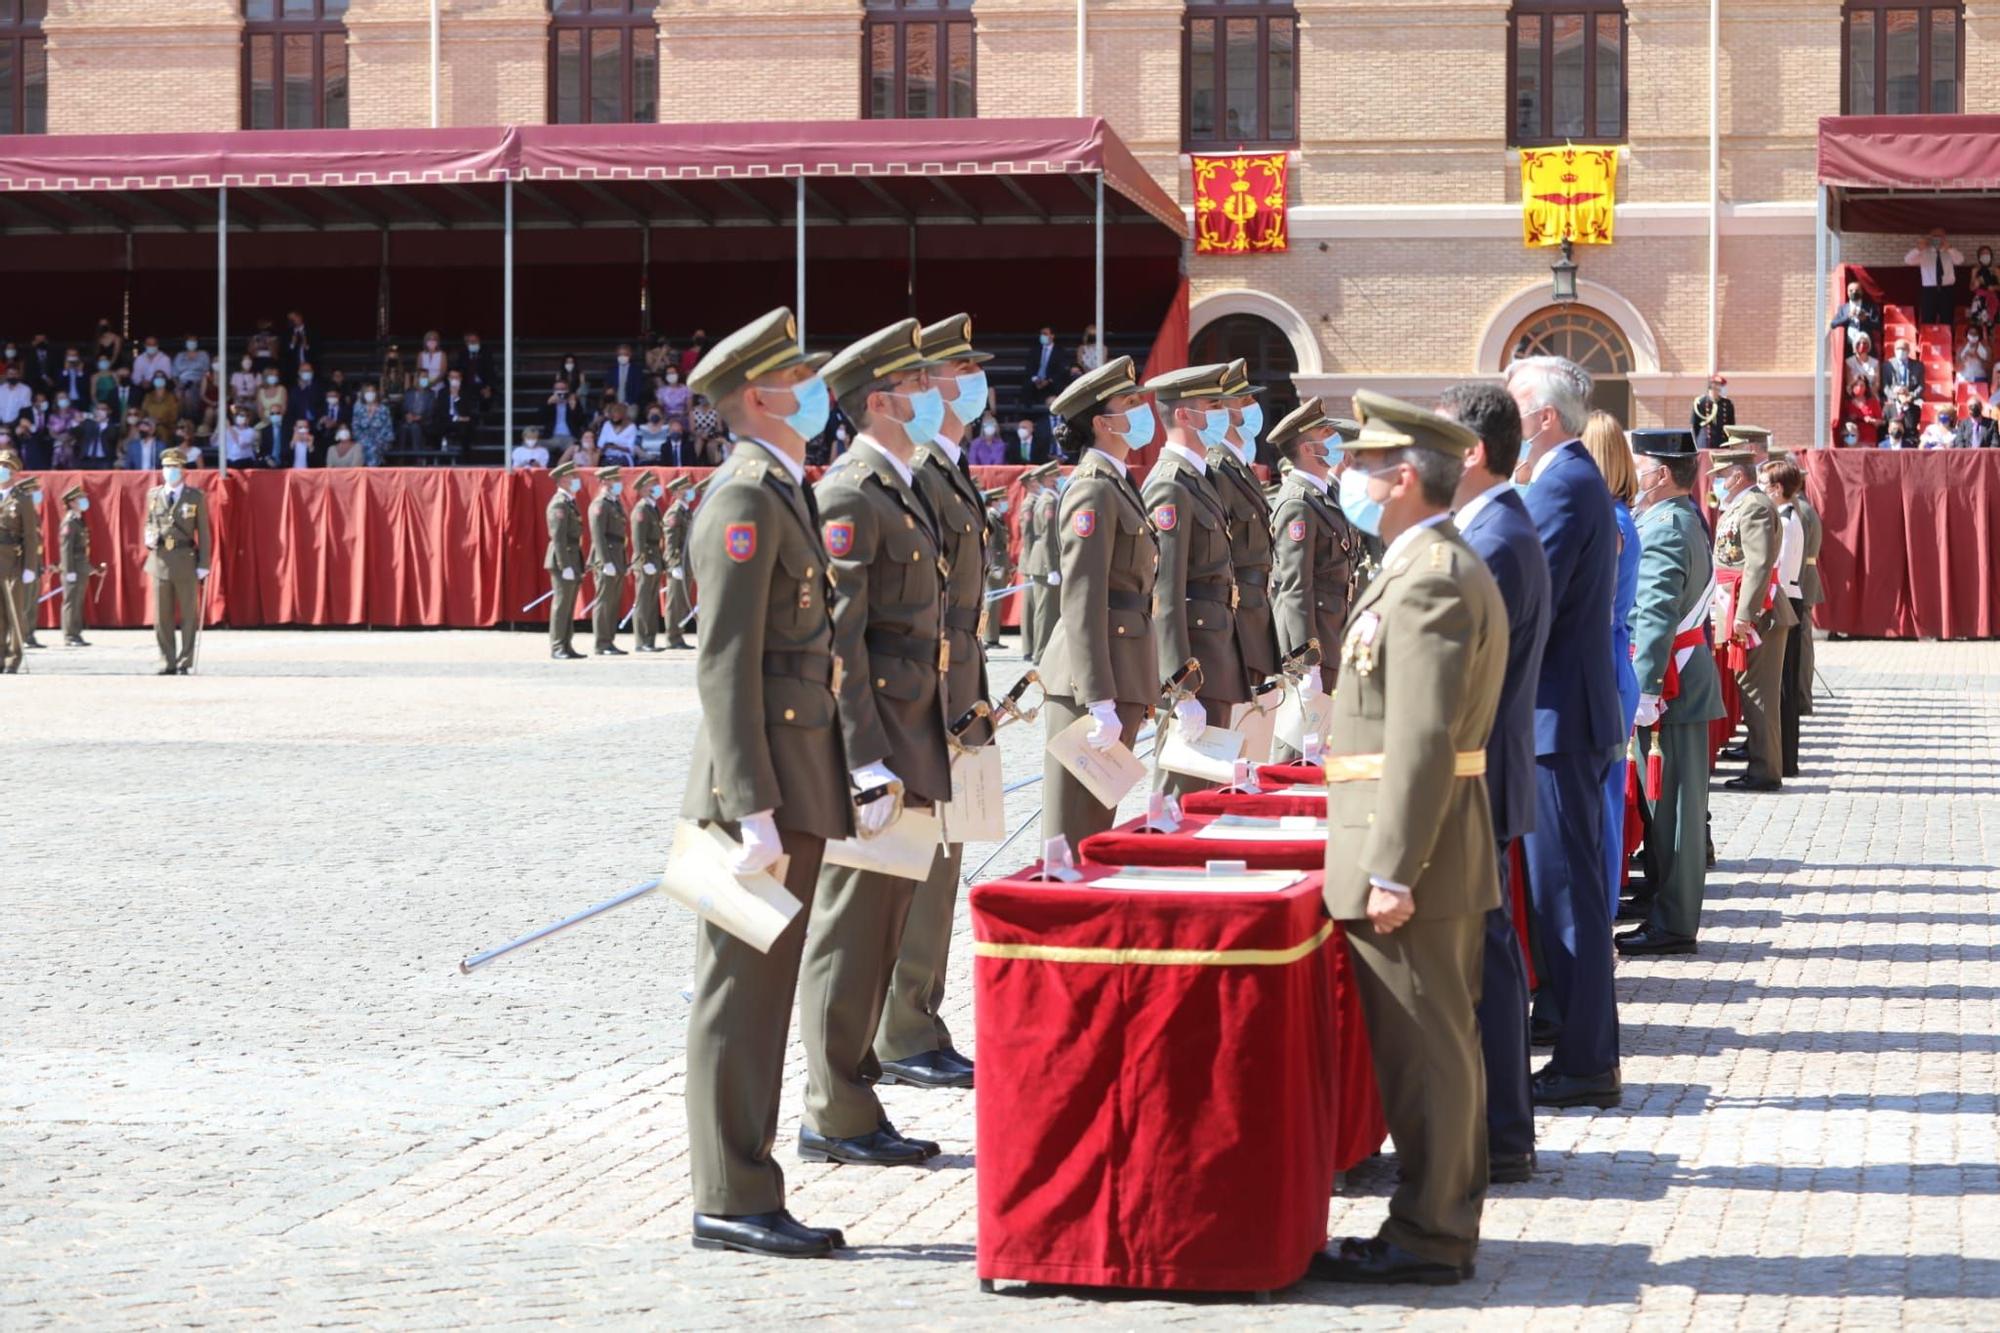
[1192,153,1289,255]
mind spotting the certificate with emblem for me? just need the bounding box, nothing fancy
[940,742,1004,842]
[1228,695,1280,766]
[1158,720,1246,783]
[1047,714,1146,810]
[1195,814,1329,842]
[1275,682,1329,752]
[659,821,800,953]
[825,805,943,882]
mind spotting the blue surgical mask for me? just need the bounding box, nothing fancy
[1337,467,1383,538]
[567,477,583,495]
[1710,479,1730,503]
[1116,403,1157,450]
[610,482,624,498]
[897,387,946,445]
[1238,402,1264,442]
[1323,447,1345,471]
[650,485,664,500]
[162,468,184,486]
[778,375,831,440]
[78,498,90,512]
[1194,407,1232,451]
[0,467,11,484]
[949,371,989,425]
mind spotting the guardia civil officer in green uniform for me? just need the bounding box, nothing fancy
[141,449,212,676]
[680,307,854,1259]
[1142,362,1248,788]
[587,464,630,656]
[1708,438,1794,791]
[1269,398,1359,682]
[1617,429,1722,957]
[1036,357,1160,850]
[663,478,696,649]
[628,471,672,653]
[868,313,996,1090]
[1213,359,1281,691]
[1314,391,1507,1288]
[544,459,585,660]
[795,319,953,1168]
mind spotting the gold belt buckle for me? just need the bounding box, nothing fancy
[938,638,951,673]
[1230,585,1240,609]
[164,535,177,551]
[830,655,846,695]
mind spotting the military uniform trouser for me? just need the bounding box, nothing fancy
[1027,583,1056,661]
[592,571,626,650]
[1738,623,1789,784]
[799,851,928,1139]
[1780,597,1806,773]
[665,573,692,646]
[1344,910,1488,1270]
[875,841,963,1063]
[1794,599,1817,716]
[631,569,661,648]
[1040,695,1148,852]
[0,554,23,671]
[686,825,825,1216]
[1639,724,1712,940]
[62,573,86,641]
[1018,582,1039,655]
[153,566,200,670]
[547,572,578,650]
[12,576,32,648]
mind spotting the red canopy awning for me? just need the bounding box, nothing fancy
[1819,114,2000,233]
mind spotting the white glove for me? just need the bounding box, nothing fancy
[1085,700,1122,750]
[851,761,902,837]
[65,572,77,584]
[1303,665,1323,696]
[196,567,209,581]
[1172,696,1207,742]
[671,567,685,580]
[1634,692,1662,728]
[602,563,619,578]
[729,810,784,875]
[643,562,658,576]
[1302,732,1325,763]
[144,532,158,550]
[21,570,35,584]
[561,566,576,581]
[1046,571,1062,587]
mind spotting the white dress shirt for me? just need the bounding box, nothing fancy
[1906,243,1964,287]
[745,437,806,486]
[1161,440,1208,474]
[854,435,915,487]
[1777,506,1804,598]
[1086,445,1129,478]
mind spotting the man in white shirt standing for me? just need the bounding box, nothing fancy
[1760,455,1808,780]
[1906,229,1965,326]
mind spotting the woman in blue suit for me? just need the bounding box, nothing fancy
[1583,411,1642,919]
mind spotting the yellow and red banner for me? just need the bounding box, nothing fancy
[1521,145,1618,247]
[1193,153,1289,255]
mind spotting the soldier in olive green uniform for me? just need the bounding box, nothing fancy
[793,319,953,1167]
[870,314,996,1090]
[1616,431,1723,957]
[544,459,586,660]
[982,496,1013,650]
[1314,391,1507,1288]
[1213,361,1280,692]
[141,449,213,676]
[1037,357,1161,850]
[1142,362,1250,791]
[59,484,94,647]
[680,308,854,1260]
[1017,467,1048,656]
[588,464,630,656]
[663,481,695,649]
[1029,469,1062,660]
[1268,400,1359,762]
[629,472,671,653]
[1709,446,1794,791]
[0,450,32,673]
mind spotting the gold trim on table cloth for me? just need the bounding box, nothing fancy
[972,920,1334,967]
[1321,751,1487,783]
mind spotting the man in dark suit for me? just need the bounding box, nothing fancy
[55,350,89,405]
[1023,327,1064,400]
[1442,381,1553,1183]
[77,405,122,470]
[1504,355,1624,1110]
[432,371,479,455]
[21,335,58,394]
[1882,340,1925,437]
[282,310,312,387]
[455,332,499,413]
[1828,282,1882,354]
[604,343,648,408]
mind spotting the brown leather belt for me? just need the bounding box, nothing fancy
[762,651,834,685]
[942,605,981,634]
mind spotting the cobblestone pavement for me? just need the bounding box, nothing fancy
[6,631,1998,1328]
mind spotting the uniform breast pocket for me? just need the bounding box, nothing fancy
[881,529,931,603]
[775,541,824,633]
[767,676,836,729]
[870,654,932,703]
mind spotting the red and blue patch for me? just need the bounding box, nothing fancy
[724,523,757,562]
[823,521,855,558]
[1073,510,1097,538]
[1152,504,1178,532]
[1288,518,1307,542]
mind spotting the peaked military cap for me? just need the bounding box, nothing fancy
[1723,424,1771,446]
[1706,448,1758,472]
[158,448,188,468]
[687,306,829,403]
[1351,389,1480,456]
[1267,396,1330,447]
[0,449,20,470]
[594,465,622,483]
[550,458,580,480]
[666,474,695,493]
[1327,417,1363,442]
[62,484,86,504]
[1221,358,1266,396]
[1630,428,1697,458]
[1051,356,1139,420]
[1025,460,1062,482]
[918,313,994,365]
[823,319,944,403]
[633,470,660,491]
[1143,361,1235,404]
[21,475,40,491]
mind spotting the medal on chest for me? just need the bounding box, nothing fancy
[1342,609,1382,677]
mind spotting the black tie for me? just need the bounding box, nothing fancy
[802,476,822,532]
[1934,249,1944,286]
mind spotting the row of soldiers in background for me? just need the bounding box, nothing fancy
[541,467,700,658]
[0,453,125,670]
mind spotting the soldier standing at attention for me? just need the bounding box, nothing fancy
[1312,391,1508,1287]
[1690,374,1735,449]
[870,314,996,1091]
[1212,360,1281,696]
[1267,400,1359,761]
[1708,447,1794,792]
[628,472,669,653]
[588,464,630,657]
[15,476,47,652]
[141,448,211,676]
[1036,357,1160,850]
[982,493,1013,651]
[680,308,853,1259]
[663,479,696,649]
[1141,362,1247,783]
[544,459,585,661]
[1617,430,1722,957]
[795,319,952,1167]
[0,450,31,673]
[1028,463,1062,660]
[1017,465,1048,656]
[59,484,93,648]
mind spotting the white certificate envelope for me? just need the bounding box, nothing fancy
[1194,813,1329,842]
[825,805,944,882]
[1094,866,1305,894]
[1228,698,1279,766]
[940,743,1005,843]
[659,821,801,954]
[1276,685,1329,752]
[1047,714,1146,810]
[1159,722,1246,783]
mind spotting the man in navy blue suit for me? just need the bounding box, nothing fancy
[1504,356,1624,1109]
[1442,381,1553,1182]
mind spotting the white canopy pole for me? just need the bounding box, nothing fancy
[216,185,228,479]
[796,177,807,340]
[1094,173,1105,365]
[504,175,515,469]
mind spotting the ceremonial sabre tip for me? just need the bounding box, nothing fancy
[458,876,663,974]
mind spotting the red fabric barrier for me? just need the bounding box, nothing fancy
[1258,762,1324,788]
[969,862,1342,1292]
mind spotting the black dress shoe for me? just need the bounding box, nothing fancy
[1306,1236,1471,1286]
[1615,924,1697,957]
[1489,1151,1536,1184]
[1531,1064,1622,1110]
[939,1046,976,1079]
[777,1209,846,1249]
[1783,766,1801,778]
[1723,775,1781,792]
[156,665,178,676]
[691,1210,833,1258]
[65,637,88,647]
[595,645,628,656]
[635,643,665,653]
[1615,899,1649,923]
[24,637,43,649]
[797,1126,926,1166]
[878,1050,974,1090]
[1719,743,1747,761]
[550,646,583,660]
[879,1117,941,1160]
[1529,1016,1560,1048]
[666,640,690,650]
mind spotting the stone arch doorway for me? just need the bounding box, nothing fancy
[1190,313,1301,447]
[1505,305,1636,426]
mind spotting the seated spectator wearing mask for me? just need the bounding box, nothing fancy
[636,409,671,464]
[598,401,639,466]
[1841,377,1882,446]
[1845,334,1881,396]
[173,337,211,417]
[131,336,173,388]
[142,373,182,434]
[656,363,692,422]
[1920,408,1959,449]
[229,355,260,411]
[558,428,603,471]
[512,427,551,469]
[433,369,478,455]
[1959,399,1999,449]
[604,343,647,408]
[968,413,1006,466]
[1828,282,1882,353]
[543,380,583,442]
[1959,328,1991,387]
[399,371,439,454]
[221,408,261,469]
[658,415,708,469]
[325,428,366,469]
[417,331,447,385]
[0,364,31,429]
[1881,418,1911,450]
[351,384,394,467]
[1013,416,1042,465]
[79,404,121,470]
[123,416,168,472]
[286,418,320,470]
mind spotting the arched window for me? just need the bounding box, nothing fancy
[1191,312,1301,458]
[243,0,348,130]
[863,0,974,120]
[1508,2,1625,147]
[1183,2,1297,151]
[550,0,658,125]
[1506,305,1634,424]
[0,0,45,135]
[1844,3,1961,116]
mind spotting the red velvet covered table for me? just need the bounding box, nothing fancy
[968,862,1343,1294]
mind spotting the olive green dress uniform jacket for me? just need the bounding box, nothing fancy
[0,487,36,669]
[1715,487,1792,785]
[61,510,90,641]
[1143,450,1249,704]
[143,483,212,671]
[1209,448,1280,680]
[630,494,665,646]
[1039,450,1160,710]
[663,496,693,642]
[1031,486,1062,659]
[1270,472,1358,668]
[544,490,583,649]
[913,441,993,727]
[588,491,630,647]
